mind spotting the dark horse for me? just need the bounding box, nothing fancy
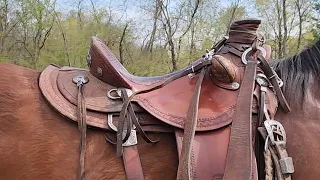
[0,38,320,179]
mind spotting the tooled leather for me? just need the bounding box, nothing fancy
[41,64,234,131]
[89,37,195,91]
[134,73,236,131]
[89,38,132,89]
[57,67,144,113]
[39,65,173,132]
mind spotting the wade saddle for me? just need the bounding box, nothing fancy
[39,19,294,180]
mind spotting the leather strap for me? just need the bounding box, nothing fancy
[258,55,290,112]
[123,146,145,180]
[77,84,87,180]
[116,59,212,157]
[176,68,206,180]
[223,60,257,180]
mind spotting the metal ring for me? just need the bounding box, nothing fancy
[107,114,118,131]
[241,46,267,64]
[107,89,121,100]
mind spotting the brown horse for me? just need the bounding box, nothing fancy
[0,40,320,180]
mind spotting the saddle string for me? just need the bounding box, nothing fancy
[257,54,291,112]
[176,68,207,180]
[76,83,87,180]
[121,88,159,144]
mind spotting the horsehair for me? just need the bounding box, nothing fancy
[270,40,320,107]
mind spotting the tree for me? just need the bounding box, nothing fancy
[294,0,313,50]
[15,0,56,69]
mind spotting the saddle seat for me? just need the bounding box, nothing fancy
[89,36,195,92]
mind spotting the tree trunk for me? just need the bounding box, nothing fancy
[145,0,161,52]
[119,23,128,65]
[77,0,83,30]
[189,24,196,56]
[225,0,240,35]
[0,0,8,53]
[282,0,287,56]
[276,0,283,58]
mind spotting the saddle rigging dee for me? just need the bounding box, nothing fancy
[39,19,294,180]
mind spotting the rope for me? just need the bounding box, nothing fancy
[264,149,273,180]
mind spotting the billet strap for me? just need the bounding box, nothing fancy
[123,146,145,180]
[176,68,206,180]
[258,55,290,113]
[223,60,257,180]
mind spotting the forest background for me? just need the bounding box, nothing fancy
[0,0,319,76]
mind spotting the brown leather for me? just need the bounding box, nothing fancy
[88,37,195,91]
[123,146,145,180]
[175,127,230,180]
[39,65,173,133]
[209,55,241,90]
[223,60,257,180]
[40,65,234,132]
[176,68,206,180]
[258,55,291,112]
[210,55,237,83]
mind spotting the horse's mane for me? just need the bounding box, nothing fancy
[270,40,320,106]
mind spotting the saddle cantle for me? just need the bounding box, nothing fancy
[88,36,192,91]
[39,18,292,180]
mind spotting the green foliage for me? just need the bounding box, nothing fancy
[312,0,320,42]
[0,0,318,75]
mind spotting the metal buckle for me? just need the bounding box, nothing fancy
[256,73,269,87]
[279,157,294,174]
[107,88,133,100]
[270,68,284,87]
[264,119,286,146]
[203,49,214,61]
[241,46,267,64]
[107,114,137,146]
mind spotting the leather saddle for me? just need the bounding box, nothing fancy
[39,19,281,180]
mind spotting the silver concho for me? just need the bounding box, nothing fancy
[72,75,89,86]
